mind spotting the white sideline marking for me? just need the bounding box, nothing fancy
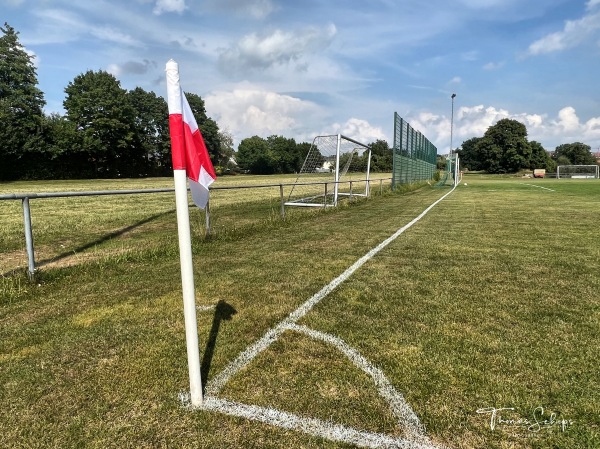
[287,324,426,441]
[522,183,555,192]
[206,186,456,397]
[200,396,447,449]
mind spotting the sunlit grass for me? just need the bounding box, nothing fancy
[0,174,393,273]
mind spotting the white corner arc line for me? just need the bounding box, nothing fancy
[206,185,456,398]
[286,323,426,441]
[202,396,449,449]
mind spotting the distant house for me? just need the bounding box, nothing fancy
[315,161,333,173]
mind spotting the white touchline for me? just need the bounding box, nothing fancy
[522,183,555,192]
[200,396,448,449]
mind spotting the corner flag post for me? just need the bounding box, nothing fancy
[166,59,203,407]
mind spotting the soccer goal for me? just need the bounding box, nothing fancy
[556,165,599,179]
[286,134,372,207]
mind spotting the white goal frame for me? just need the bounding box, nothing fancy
[286,134,372,207]
[556,165,599,179]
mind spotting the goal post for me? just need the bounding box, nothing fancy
[556,165,599,179]
[286,134,372,207]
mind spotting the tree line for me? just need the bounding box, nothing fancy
[0,23,235,180]
[456,118,598,174]
[235,136,392,174]
[0,23,392,182]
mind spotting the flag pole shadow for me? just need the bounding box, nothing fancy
[201,300,237,391]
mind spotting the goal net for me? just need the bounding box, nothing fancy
[286,134,372,207]
[556,165,599,179]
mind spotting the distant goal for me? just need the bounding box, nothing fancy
[556,165,599,179]
[286,134,372,207]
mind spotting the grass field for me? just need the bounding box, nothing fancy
[1,174,599,448]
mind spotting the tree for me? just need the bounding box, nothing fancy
[529,141,552,171]
[554,142,596,166]
[64,70,136,177]
[236,135,274,174]
[296,142,312,170]
[128,87,170,176]
[267,135,299,173]
[368,139,392,172]
[0,23,46,180]
[456,137,483,171]
[475,119,531,173]
[216,129,236,173]
[40,112,81,178]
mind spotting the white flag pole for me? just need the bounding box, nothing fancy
[166,59,203,407]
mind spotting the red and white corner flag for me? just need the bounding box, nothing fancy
[165,59,206,407]
[166,59,216,209]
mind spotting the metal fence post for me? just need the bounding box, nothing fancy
[279,184,285,218]
[205,199,211,237]
[22,197,36,279]
[324,183,328,207]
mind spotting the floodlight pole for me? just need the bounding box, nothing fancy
[450,93,456,157]
[450,93,457,185]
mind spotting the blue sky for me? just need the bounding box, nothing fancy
[3,0,600,153]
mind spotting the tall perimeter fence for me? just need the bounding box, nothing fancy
[1,176,392,278]
[392,112,438,189]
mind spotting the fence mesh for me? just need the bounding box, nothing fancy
[392,113,437,188]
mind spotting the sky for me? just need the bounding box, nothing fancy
[3,0,600,153]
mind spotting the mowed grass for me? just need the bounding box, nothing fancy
[0,173,392,273]
[1,174,599,448]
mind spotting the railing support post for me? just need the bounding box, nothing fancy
[205,199,211,237]
[280,184,285,218]
[22,197,36,280]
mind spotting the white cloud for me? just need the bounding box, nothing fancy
[449,76,462,84]
[205,86,321,144]
[218,24,337,75]
[90,26,141,46]
[406,104,600,152]
[483,61,504,70]
[204,85,387,147]
[2,0,25,6]
[107,59,157,77]
[24,48,40,68]
[527,8,600,55]
[206,0,276,19]
[153,0,186,15]
[324,118,386,144]
[530,107,600,147]
[587,0,600,10]
[26,8,141,47]
[555,106,580,132]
